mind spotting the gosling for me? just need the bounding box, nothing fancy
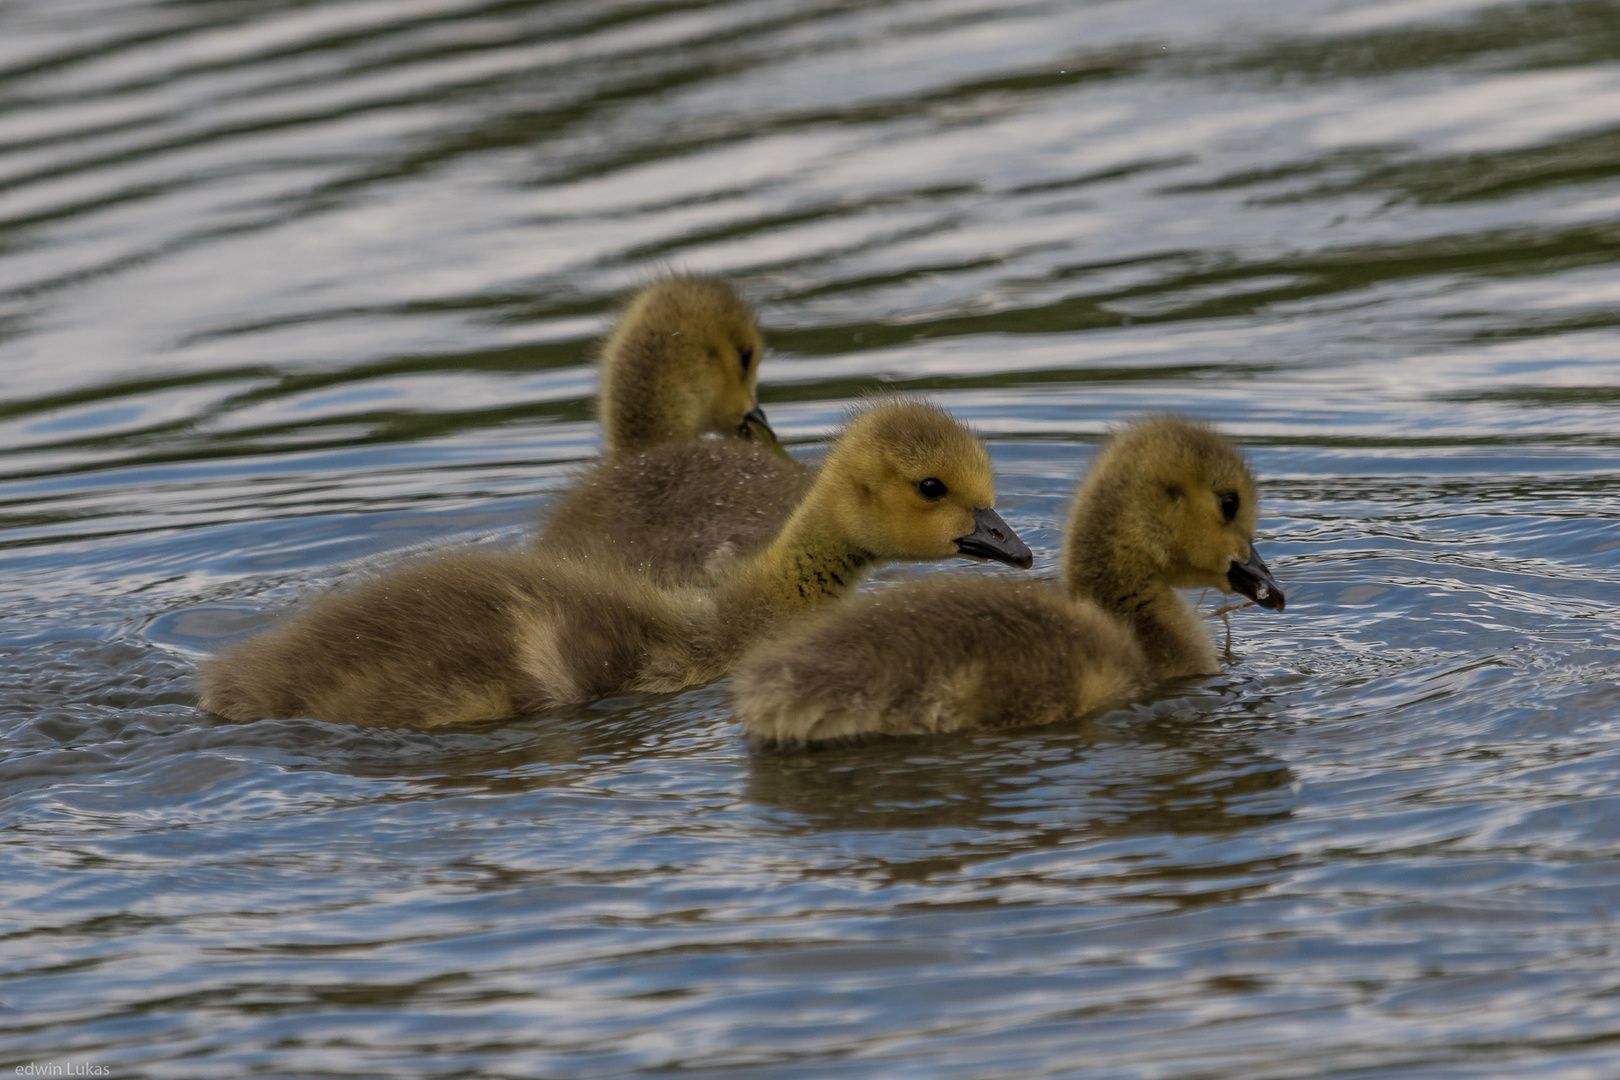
[732,416,1286,743]
[538,276,812,584]
[198,401,1032,727]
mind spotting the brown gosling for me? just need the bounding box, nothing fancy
[731,416,1286,743]
[197,401,1033,728]
[538,275,813,584]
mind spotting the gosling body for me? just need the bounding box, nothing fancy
[196,552,709,728]
[542,439,810,584]
[199,401,1031,727]
[733,417,1286,743]
[736,576,1150,743]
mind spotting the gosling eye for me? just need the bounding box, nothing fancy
[1218,492,1239,522]
[738,346,753,375]
[917,478,947,500]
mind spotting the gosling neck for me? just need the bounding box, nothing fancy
[600,375,672,459]
[1066,513,1216,681]
[716,492,876,642]
[601,403,644,460]
[599,327,689,459]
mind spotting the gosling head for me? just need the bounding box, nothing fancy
[817,400,1033,569]
[597,276,773,457]
[1068,416,1284,611]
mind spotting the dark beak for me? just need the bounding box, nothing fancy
[953,507,1033,570]
[740,404,797,462]
[739,404,777,442]
[1227,545,1285,611]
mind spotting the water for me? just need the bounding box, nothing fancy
[5,0,1620,1075]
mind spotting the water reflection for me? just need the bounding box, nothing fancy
[747,690,1297,844]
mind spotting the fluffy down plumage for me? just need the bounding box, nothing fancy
[732,416,1286,743]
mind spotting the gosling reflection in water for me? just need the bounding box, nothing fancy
[744,699,1298,892]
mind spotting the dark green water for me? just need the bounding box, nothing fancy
[6,0,1620,1076]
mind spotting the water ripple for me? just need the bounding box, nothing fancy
[7,0,1620,1076]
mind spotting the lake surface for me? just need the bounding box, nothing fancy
[5,0,1620,1075]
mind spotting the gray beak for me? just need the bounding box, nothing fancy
[1227,545,1285,611]
[953,507,1033,570]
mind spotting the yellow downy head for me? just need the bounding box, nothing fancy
[1065,416,1283,610]
[597,277,772,458]
[811,400,1032,568]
